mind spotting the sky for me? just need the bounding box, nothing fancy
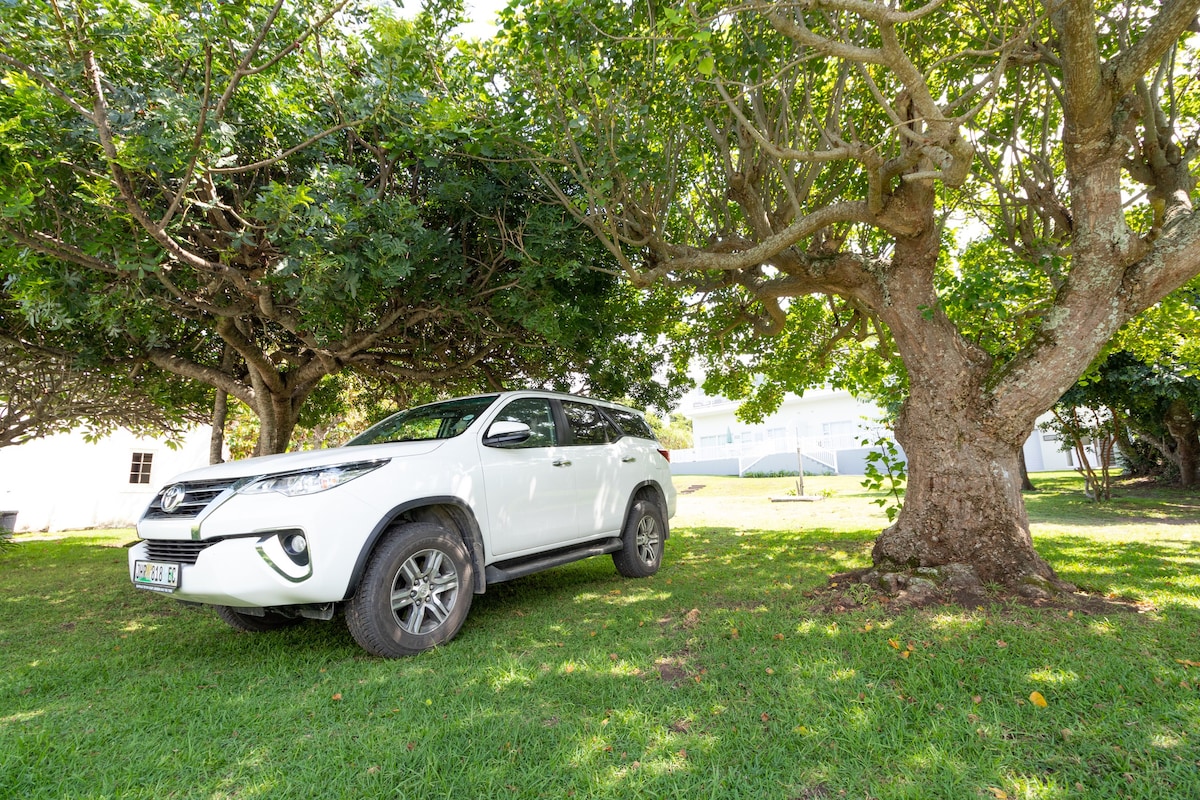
[458,0,508,39]
[394,0,509,40]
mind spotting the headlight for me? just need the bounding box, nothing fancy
[238,460,389,497]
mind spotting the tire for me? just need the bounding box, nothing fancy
[612,498,665,578]
[345,522,474,658]
[215,605,302,633]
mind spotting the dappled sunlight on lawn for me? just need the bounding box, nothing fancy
[2,477,1199,799]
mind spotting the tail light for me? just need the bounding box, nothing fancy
[657,448,670,462]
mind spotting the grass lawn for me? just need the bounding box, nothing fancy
[1,472,1198,799]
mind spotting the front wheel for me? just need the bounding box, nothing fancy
[612,498,665,578]
[345,522,474,658]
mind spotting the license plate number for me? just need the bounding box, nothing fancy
[133,560,180,592]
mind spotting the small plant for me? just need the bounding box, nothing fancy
[843,581,874,605]
[861,433,906,522]
[1043,405,1119,502]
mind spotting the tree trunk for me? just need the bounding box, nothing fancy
[1164,398,1200,488]
[865,205,1067,593]
[209,390,228,464]
[1019,448,1035,491]
[253,392,303,456]
[871,390,1063,589]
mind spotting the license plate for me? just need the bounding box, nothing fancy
[133,560,180,593]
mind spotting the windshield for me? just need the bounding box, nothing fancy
[345,395,499,446]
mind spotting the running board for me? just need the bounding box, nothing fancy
[485,537,623,584]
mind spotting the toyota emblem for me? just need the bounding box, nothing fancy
[160,485,187,514]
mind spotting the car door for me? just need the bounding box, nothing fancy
[478,397,580,557]
[559,400,629,538]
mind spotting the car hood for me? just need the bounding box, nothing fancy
[162,441,445,484]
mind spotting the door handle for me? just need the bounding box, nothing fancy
[553,459,572,467]
[622,456,637,463]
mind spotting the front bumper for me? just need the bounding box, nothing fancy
[129,484,386,608]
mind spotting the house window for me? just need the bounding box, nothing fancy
[129,452,154,485]
[822,420,854,438]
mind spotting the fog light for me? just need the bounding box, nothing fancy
[284,533,308,556]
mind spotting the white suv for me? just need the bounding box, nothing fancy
[128,391,675,657]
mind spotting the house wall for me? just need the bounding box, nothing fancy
[671,388,1083,476]
[671,388,889,475]
[0,427,214,532]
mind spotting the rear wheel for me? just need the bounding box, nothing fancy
[345,522,474,657]
[612,498,665,578]
[214,605,302,633]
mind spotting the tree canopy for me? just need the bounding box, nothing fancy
[0,0,678,454]
[495,0,1200,589]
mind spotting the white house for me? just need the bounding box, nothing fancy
[671,388,1082,476]
[0,427,215,532]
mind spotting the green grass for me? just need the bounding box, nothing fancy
[1,474,1198,799]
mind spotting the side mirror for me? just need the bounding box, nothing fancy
[483,420,532,447]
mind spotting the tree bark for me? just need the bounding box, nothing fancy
[249,383,315,456]
[872,389,1060,586]
[1019,448,1035,492]
[209,390,228,464]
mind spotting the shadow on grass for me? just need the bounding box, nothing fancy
[1024,479,1200,529]
[1035,532,1200,599]
[2,527,1199,799]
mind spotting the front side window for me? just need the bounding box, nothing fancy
[562,401,615,445]
[347,395,498,446]
[491,398,558,448]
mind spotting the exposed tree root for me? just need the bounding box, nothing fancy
[809,564,1150,616]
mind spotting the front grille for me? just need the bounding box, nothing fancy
[144,479,236,520]
[142,538,220,565]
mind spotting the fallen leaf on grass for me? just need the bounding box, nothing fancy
[987,788,1008,799]
[1177,659,1200,667]
[331,693,343,701]
[1030,691,1048,708]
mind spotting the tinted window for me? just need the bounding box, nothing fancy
[562,401,615,445]
[491,398,558,448]
[347,396,498,445]
[606,407,657,441]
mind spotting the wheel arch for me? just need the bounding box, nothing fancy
[623,480,671,541]
[343,497,488,599]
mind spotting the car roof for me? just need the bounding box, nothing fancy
[429,389,646,415]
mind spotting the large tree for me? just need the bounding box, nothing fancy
[0,0,676,455]
[498,0,1200,590]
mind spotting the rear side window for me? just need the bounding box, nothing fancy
[562,401,616,445]
[607,407,657,441]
